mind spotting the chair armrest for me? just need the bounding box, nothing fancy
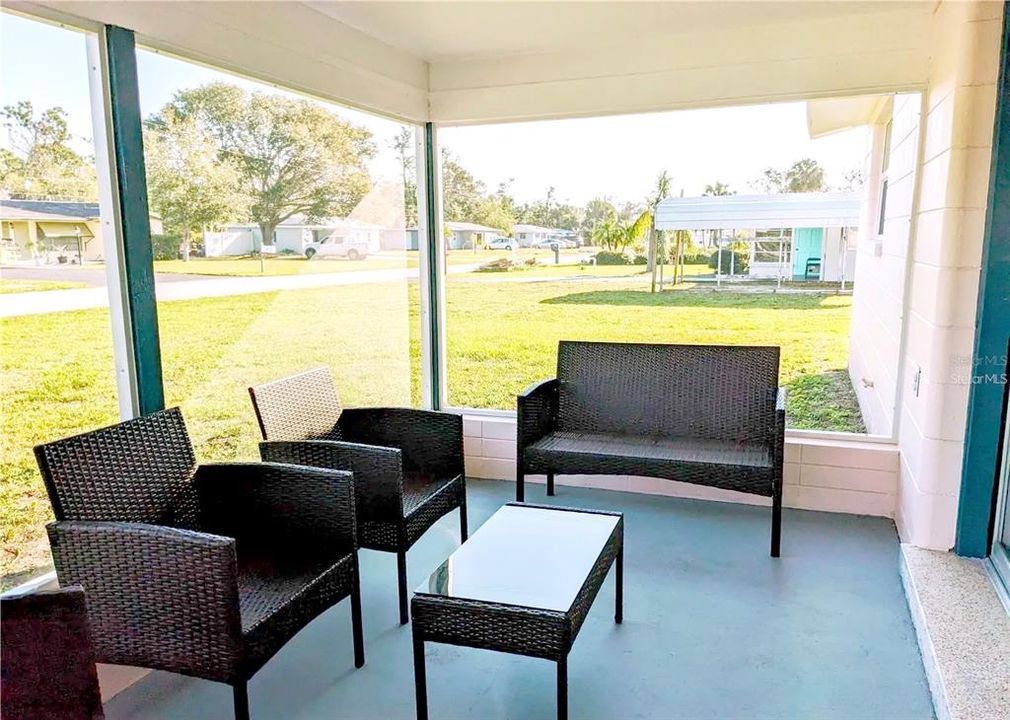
[775,387,788,415]
[46,520,242,681]
[337,408,464,478]
[258,440,404,522]
[517,378,559,459]
[194,461,358,554]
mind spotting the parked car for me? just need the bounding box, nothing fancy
[304,234,369,260]
[488,237,518,251]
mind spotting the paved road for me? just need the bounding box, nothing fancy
[0,255,601,318]
[0,265,444,318]
[1,265,204,285]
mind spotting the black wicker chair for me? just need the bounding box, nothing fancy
[34,407,364,720]
[517,341,786,556]
[249,367,467,625]
[1,586,104,720]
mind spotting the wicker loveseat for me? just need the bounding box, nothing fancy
[34,408,364,720]
[517,341,786,556]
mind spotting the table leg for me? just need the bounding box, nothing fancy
[615,540,624,624]
[557,655,568,720]
[413,631,428,720]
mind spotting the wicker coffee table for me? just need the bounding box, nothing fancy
[411,502,624,720]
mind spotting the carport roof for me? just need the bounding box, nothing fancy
[654,192,861,231]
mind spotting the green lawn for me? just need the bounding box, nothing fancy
[1,274,860,585]
[0,278,88,294]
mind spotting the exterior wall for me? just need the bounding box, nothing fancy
[274,227,306,254]
[462,414,899,518]
[204,230,254,257]
[895,0,1003,550]
[1,219,103,261]
[848,93,922,438]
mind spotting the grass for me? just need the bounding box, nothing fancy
[1,273,860,584]
[0,278,88,294]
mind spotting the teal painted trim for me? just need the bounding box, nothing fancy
[105,26,164,415]
[423,122,441,410]
[955,6,1010,558]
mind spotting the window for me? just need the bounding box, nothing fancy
[877,119,892,236]
[1,13,119,588]
[753,229,793,263]
[440,102,873,435]
[137,49,423,466]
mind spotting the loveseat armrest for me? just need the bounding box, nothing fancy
[259,440,404,522]
[47,520,242,682]
[195,461,358,553]
[517,378,559,457]
[337,407,464,478]
[772,387,788,476]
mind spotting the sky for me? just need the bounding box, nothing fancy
[1,11,869,207]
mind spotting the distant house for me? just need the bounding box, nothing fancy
[206,216,387,257]
[0,199,163,263]
[654,192,860,282]
[511,224,573,247]
[446,221,501,250]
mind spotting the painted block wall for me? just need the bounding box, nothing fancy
[463,415,899,519]
[895,0,1002,550]
[848,93,921,438]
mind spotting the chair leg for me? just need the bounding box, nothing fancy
[459,492,469,542]
[547,472,555,496]
[557,655,568,720]
[233,681,250,720]
[771,483,782,558]
[350,561,365,668]
[397,550,409,625]
[516,468,525,502]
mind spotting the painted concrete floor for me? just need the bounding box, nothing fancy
[106,480,934,720]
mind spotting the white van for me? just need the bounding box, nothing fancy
[303,233,370,260]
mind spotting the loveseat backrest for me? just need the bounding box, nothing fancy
[556,341,780,443]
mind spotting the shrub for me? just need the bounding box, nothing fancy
[595,251,630,265]
[524,257,538,266]
[279,248,297,256]
[632,254,648,265]
[708,249,749,274]
[150,234,180,261]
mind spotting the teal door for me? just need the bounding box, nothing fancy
[792,228,823,280]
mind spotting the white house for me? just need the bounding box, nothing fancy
[511,224,571,247]
[205,216,386,257]
[446,221,501,250]
[655,192,860,282]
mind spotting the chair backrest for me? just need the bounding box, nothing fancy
[1,586,105,720]
[34,407,199,527]
[249,367,344,441]
[556,341,780,442]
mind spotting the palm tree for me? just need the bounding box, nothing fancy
[703,181,734,196]
[591,209,652,253]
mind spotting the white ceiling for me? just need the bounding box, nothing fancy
[306,1,920,61]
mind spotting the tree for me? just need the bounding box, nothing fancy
[645,171,672,275]
[581,197,616,246]
[590,208,652,252]
[754,158,827,193]
[703,181,734,196]
[391,126,417,227]
[1,101,97,200]
[441,148,486,223]
[840,168,864,192]
[163,82,375,251]
[144,109,246,260]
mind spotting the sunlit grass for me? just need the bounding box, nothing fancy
[1,274,859,584]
